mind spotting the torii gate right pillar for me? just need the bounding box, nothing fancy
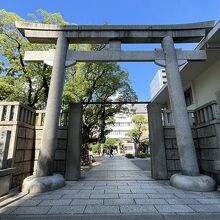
[162,36,216,191]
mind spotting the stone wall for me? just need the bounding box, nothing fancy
[0,102,69,188]
[164,126,199,178]
[34,127,68,177]
[197,123,220,183]
[12,125,35,188]
[11,125,68,188]
[163,122,220,184]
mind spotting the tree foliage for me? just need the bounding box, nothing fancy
[0,9,71,108]
[126,115,148,145]
[0,9,137,150]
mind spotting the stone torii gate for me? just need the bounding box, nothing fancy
[15,21,216,193]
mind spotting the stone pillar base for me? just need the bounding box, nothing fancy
[22,174,65,194]
[170,173,216,192]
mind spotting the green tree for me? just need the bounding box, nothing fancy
[104,138,119,149]
[0,9,71,108]
[126,115,148,155]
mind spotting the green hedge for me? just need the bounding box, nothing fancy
[125,153,134,159]
[136,152,151,158]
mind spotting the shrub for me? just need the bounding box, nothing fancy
[146,152,151,157]
[136,152,147,158]
[125,153,134,159]
[91,144,101,155]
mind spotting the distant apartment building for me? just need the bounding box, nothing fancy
[107,104,148,155]
[150,69,167,99]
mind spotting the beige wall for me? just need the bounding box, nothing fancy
[191,58,220,108]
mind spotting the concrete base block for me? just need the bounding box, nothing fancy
[170,173,217,192]
[22,174,65,194]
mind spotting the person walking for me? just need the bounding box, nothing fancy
[110,148,114,157]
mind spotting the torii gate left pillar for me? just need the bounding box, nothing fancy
[22,33,70,193]
[36,33,69,177]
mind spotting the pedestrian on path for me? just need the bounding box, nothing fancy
[110,148,114,157]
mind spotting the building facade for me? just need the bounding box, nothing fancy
[107,104,148,155]
[150,69,167,99]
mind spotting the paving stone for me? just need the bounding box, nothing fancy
[62,193,90,199]
[53,189,80,194]
[12,207,51,215]
[148,193,177,199]
[8,199,42,207]
[79,189,105,194]
[48,205,85,214]
[94,186,118,190]
[175,193,205,199]
[202,192,220,198]
[104,198,135,205]
[70,199,103,205]
[70,186,94,190]
[120,204,157,213]
[0,206,18,215]
[135,198,168,205]
[29,194,63,200]
[166,198,200,205]
[84,205,120,214]
[108,182,128,186]
[38,199,72,206]
[155,204,194,213]
[90,193,119,199]
[119,193,149,199]
[155,188,186,193]
[117,186,135,190]
[105,189,131,194]
[131,188,157,193]
[196,198,220,204]
[189,204,220,212]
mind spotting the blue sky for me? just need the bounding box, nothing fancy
[1,0,220,100]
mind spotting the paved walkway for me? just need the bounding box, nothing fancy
[81,155,152,181]
[1,156,220,219]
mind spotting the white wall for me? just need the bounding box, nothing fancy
[150,69,167,99]
[192,58,220,108]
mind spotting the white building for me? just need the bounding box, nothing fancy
[107,104,148,154]
[150,69,167,99]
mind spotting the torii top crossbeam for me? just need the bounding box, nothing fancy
[16,21,214,44]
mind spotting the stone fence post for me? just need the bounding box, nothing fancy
[147,103,168,180]
[65,103,82,180]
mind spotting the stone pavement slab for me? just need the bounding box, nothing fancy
[70,199,103,205]
[188,204,220,212]
[38,199,72,206]
[104,198,135,205]
[48,205,85,214]
[84,205,120,214]
[155,204,195,213]
[120,204,157,213]
[135,198,168,205]
[165,198,200,205]
[12,207,51,215]
[148,193,178,198]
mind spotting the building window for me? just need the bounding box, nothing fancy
[184,88,193,106]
